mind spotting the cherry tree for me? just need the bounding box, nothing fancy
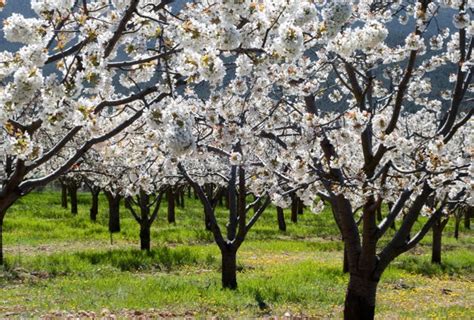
[256,1,471,318]
[165,0,472,317]
[0,0,179,264]
[80,120,175,250]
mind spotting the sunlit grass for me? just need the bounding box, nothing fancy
[0,191,472,318]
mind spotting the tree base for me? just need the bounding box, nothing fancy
[344,275,378,320]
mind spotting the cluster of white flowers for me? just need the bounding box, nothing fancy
[321,1,353,37]
[328,21,388,58]
[274,22,305,60]
[31,0,75,15]
[3,14,46,44]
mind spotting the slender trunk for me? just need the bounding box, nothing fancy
[124,198,131,210]
[140,222,151,251]
[0,215,3,265]
[344,275,378,320]
[432,218,442,264]
[90,190,99,222]
[107,193,121,233]
[221,248,237,289]
[69,186,78,215]
[188,186,192,198]
[61,183,68,208]
[297,198,304,215]
[174,190,181,207]
[167,189,175,224]
[454,214,460,239]
[277,206,286,231]
[205,213,212,231]
[291,196,298,223]
[376,205,382,222]
[465,206,471,230]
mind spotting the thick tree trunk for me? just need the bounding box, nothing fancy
[61,183,68,209]
[221,249,237,289]
[140,223,151,251]
[465,206,472,230]
[69,186,78,215]
[277,207,286,231]
[344,275,378,320]
[432,219,443,264]
[107,193,121,233]
[90,190,99,222]
[167,190,175,224]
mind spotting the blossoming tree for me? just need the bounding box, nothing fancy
[0,0,179,264]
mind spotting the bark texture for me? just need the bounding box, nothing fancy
[344,275,378,320]
[221,249,237,289]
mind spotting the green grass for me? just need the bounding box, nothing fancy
[0,191,473,318]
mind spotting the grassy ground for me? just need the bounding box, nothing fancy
[0,191,473,319]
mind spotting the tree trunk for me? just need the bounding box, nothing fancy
[291,196,298,223]
[107,193,121,233]
[454,214,461,239]
[465,206,472,230]
[277,207,286,231]
[178,190,185,208]
[432,218,443,264]
[376,205,382,222]
[0,215,3,265]
[221,248,237,289]
[140,223,151,251]
[297,198,304,215]
[344,275,378,320]
[205,213,212,231]
[61,183,68,209]
[167,189,175,224]
[90,190,99,222]
[69,186,78,215]
[343,246,349,273]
